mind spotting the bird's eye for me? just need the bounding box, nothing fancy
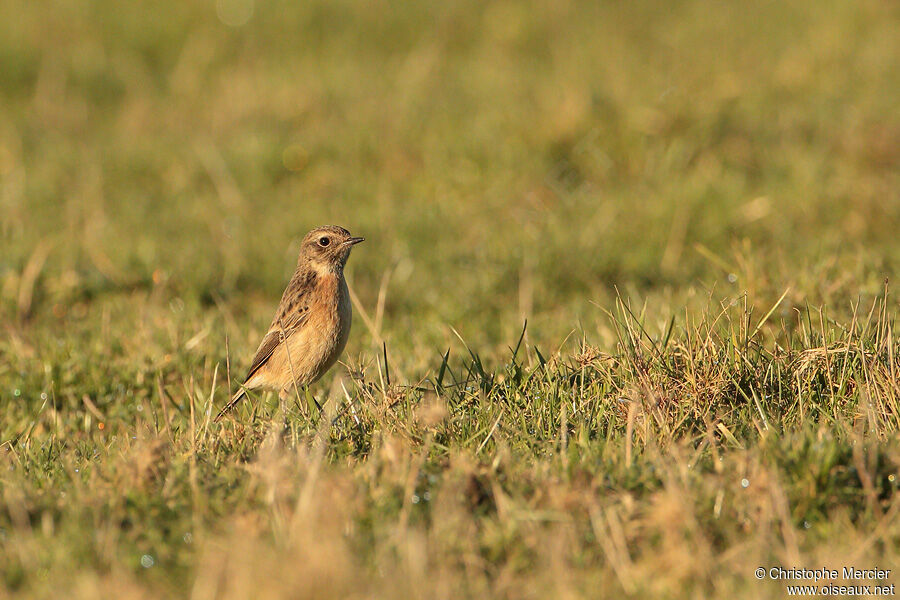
[318,237,330,247]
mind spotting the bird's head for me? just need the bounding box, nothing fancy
[299,225,364,273]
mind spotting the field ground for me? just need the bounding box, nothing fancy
[1,0,899,598]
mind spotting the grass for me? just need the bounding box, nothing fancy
[1,0,899,597]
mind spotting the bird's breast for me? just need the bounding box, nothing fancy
[302,273,352,382]
[332,275,353,361]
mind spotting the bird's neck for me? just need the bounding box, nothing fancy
[302,259,344,278]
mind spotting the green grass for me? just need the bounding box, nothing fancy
[2,0,899,597]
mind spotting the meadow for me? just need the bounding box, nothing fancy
[1,0,899,597]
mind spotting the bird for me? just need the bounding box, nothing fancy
[215,225,364,422]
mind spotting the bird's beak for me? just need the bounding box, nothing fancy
[344,237,365,246]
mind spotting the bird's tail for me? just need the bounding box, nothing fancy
[214,386,248,423]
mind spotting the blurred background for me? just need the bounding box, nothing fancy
[1,0,898,362]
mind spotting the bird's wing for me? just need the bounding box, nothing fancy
[241,268,318,382]
[214,305,311,423]
[243,304,311,382]
[215,269,317,423]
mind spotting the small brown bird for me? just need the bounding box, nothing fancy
[215,225,364,422]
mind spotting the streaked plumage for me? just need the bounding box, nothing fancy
[215,225,363,422]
